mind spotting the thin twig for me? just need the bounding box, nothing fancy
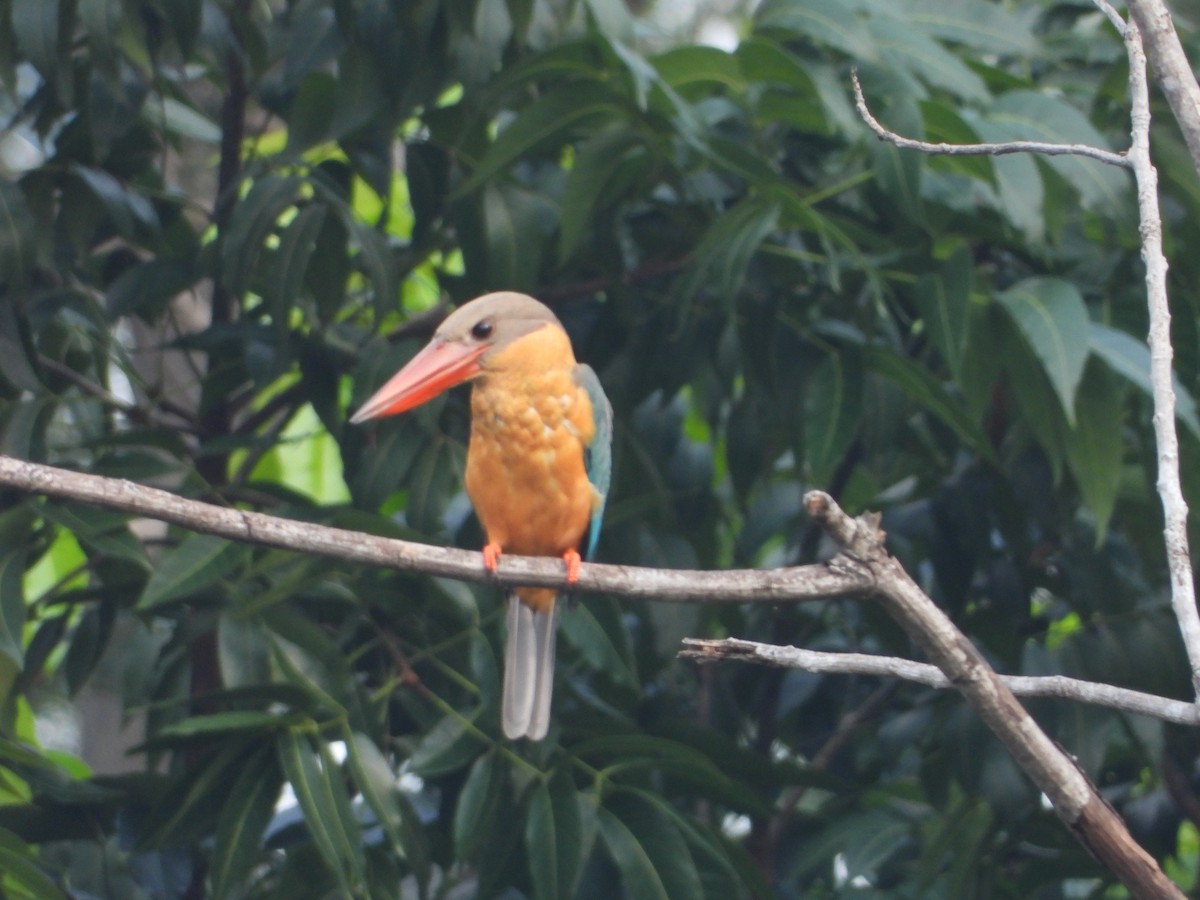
[680,639,1200,726]
[850,70,1131,169]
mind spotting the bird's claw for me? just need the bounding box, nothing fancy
[562,548,582,585]
[483,543,502,574]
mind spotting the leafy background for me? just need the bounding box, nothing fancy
[2,0,1200,896]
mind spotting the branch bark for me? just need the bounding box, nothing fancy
[681,638,1200,725]
[1124,0,1200,177]
[1122,12,1200,702]
[800,493,1182,900]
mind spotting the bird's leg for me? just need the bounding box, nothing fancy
[483,543,502,573]
[562,548,582,585]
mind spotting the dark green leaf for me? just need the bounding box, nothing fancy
[996,277,1090,424]
[220,175,304,300]
[459,82,626,195]
[756,0,877,61]
[915,244,972,378]
[1064,362,1124,538]
[408,714,480,777]
[865,346,993,459]
[1089,322,1200,439]
[137,534,247,610]
[454,751,500,859]
[559,127,645,261]
[211,750,283,900]
[805,350,862,483]
[0,827,65,899]
[598,792,703,900]
[11,0,61,85]
[899,0,1034,54]
[0,551,26,669]
[277,730,365,895]
[0,181,36,290]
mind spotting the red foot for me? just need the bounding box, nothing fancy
[562,548,582,585]
[483,543,502,573]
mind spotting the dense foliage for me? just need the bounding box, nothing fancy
[2,0,1200,896]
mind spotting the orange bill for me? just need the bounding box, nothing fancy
[350,340,487,423]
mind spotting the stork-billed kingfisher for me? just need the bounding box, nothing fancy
[351,292,613,740]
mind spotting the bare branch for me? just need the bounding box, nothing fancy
[0,454,870,603]
[681,638,1200,726]
[1121,18,1200,700]
[802,491,1183,899]
[850,70,1131,169]
[1124,0,1200,176]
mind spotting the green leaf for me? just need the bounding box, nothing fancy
[652,45,741,91]
[914,244,972,378]
[868,94,923,223]
[137,534,248,610]
[277,730,365,895]
[220,175,304,300]
[345,730,422,868]
[559,597,638,689]
[149,97,223,143]
[454,751,501,859]
[106,257,198,318]
[459,82,626,195]
[1089,322,1200,439]
[919,101,994,182]
[268,203,327,340]
[287,72,337,154]
[869,14,989,103]
[598,792,703,900]
[71,164,160,237]
[526,771,587,900]
[154,711,283,741]
[805,350,862,483]
[1064,362,1124,538]
[756,0,877,61]
[984,91,1129,213]
[11,0,61,86]
[211,749,283,900]
[408,714,480,777]
[996,277,1090,424]
[864,346,994,459]
[40,503,148,567]
[0,551,26,670]
[0,181,36,290]
[0,827,65,900]
[559,127,645,261]
[897,0,1035,54]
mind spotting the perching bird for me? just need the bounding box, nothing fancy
[351,292,612,740]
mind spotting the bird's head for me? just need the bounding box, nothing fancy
[350,292,562,423]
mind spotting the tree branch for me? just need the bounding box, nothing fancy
[1122,14,1200,702]
[1124,0,1200,177]
[801,492,1182,899]
[850,70,1131,169]
[0,455,869,603]
[680,638,1200,725]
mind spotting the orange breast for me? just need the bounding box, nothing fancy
[463,326,597,567]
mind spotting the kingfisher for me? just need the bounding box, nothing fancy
[351,292,612,740]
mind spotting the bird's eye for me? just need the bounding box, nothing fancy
[471,320,494,340]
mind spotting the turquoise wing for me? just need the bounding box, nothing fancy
[573,363,612,560]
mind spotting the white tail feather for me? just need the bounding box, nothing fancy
[502,594,559,740]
